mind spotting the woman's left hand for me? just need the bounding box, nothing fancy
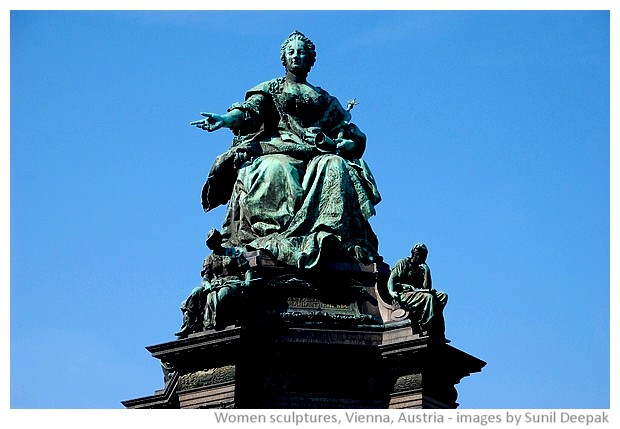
[335,138,356,155]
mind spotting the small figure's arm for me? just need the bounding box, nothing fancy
[420,263,432,291]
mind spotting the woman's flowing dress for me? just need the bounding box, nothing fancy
[201,77,381,268]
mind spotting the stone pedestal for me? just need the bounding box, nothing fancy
[122,258,485,409]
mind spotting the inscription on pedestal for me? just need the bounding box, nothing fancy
[286,296,359,316]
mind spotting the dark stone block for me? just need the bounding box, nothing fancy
[123,264,485,409]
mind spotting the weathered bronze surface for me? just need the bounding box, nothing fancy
[387,244,448,341]
[191,31,381,271]
[181,31,394,335]
[121,32,486,408]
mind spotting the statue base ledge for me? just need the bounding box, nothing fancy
[123,323,485,409]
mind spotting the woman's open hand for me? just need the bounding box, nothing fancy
[190,112,226,132]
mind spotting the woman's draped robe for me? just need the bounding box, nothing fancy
[201,78,381,269]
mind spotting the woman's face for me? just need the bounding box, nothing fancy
[284,38,310,75]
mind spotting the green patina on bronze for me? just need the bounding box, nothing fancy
[387,243,448,341]
[180,31,448,341]
[191,30,381,270]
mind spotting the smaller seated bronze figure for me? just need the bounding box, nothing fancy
[175,229,250,338]
[387,243,448,341]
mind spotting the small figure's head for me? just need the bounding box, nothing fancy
[205,228,223,250]
[410,243,428,264]
[280,30,316,76]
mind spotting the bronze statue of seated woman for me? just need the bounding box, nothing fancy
[191,31,382,270]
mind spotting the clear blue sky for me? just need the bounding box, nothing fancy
[7,6,612,412]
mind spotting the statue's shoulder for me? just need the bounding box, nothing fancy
[395,257,410,266]
[313,85,340,106]
[391,258,411,274]
[247,77,285,97]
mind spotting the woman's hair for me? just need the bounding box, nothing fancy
[280,30,316,71]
